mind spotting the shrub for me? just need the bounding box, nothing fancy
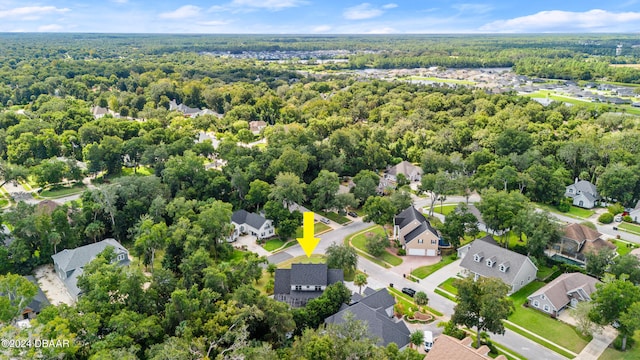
[598,212,613,224]
[623,215,633,223]
[397,248,406,256]
[557,198,571,212]
[613,335,636,350]
[608,203,624,215]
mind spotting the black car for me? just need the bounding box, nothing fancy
[402,287,416,297]
[347,211,358,218]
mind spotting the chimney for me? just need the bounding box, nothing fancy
[575,177,578,184]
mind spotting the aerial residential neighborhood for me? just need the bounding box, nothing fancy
[3,24,640,360]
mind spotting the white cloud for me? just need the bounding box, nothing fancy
[343,3,386,20]
[481,9,640,33]
[37,24,63,32]
[197,20,231,26]
[159,5,201,19]
[312,25,331,32]
[226,0,306,11]
[0,6,70,20]
[110,0,128,3]
[453,3,492,14]
[382,3,398,9]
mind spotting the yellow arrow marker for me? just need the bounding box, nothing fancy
[297,212,321,258]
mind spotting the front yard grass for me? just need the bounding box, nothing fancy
[430,204,458,215]
[350,225,402,266]
[40,183,86,198]
[611,239,639,256]
[437,277,459,296]
[411,254,457,279]
[121,166,153,176]
[535,202,595,219]
[277,254,326,268]
[387,286,443,317]
[263,238,285,252]
[318,211,350,225]
[618,222,640,236]
[508,281,591,355]
[294,222,332,238]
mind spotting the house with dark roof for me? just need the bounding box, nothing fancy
[169,99,221,118]
[459,236,538,295]
[230,210,274,241]
[51,239,129,300]
[527,273,600,317]
[426,335,507,360]
[565,179,600,209]
[555,223,616,264]
[274,263,343,307]
[393,206,440,256]
[325,287,410,348]
[2,276,50,323]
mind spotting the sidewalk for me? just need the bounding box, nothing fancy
[503,320,578,357]
[574,326,617,360]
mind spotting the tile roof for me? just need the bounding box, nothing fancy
[459,238,536,285]
[528,272,600,311]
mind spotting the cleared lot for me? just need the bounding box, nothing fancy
[34,264,74,306]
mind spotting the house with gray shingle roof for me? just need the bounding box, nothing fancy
[565,179,600,209]
[459,236,537,295]
[230,210,274,241]
[325,287,410,348]
[274,263,343,307]
[379,161,423,192]
[393,206,440,256]
[51,238,129,300]
[527,272,600,317]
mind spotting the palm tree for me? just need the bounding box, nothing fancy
[409,330,424,350]
[354,273,368,294]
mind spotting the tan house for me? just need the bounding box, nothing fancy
[379,161,423,192]
[393,206,440,256]
[249,120,268,135]
[555,223,616,264]
[527,272,600,317]
[426,335,506,360]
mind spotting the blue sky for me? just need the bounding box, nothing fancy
[1,0,640,33]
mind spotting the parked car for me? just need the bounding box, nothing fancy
[401,287,416,297]
[424,330,434,352]
[614,215,622,222]
[320,218,330,224]
[347,211,358,218]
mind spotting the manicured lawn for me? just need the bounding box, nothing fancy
[508,281,591,355]
[319,211,351,225]
[619,222,640,235]
[434,288,456,302]
[121,166,153,176]
[388,286,443,317]
[411,254,457,279]
[430,204,458,216]
[0,199,8,207]
[40,183,86,198]
[535,202,594,219]
[599,332,640,360]
[437,277,459,295]
[612,239,639,256]
[350,226,402,266]
[263,238,285,252]
[278,254,326,268]
[294,222,332,238]
[230,250,245,262]
[536,265,558,281]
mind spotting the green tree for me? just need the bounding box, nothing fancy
[31,158,68,187]
[246,179,271,212]
[354,273,368,295]
[326,243,358,276]
[440,204,478,249]
[362,196,396,226]
[352,170,380,205]
[590,275,640,351]
[452,276,514,348]
[476,188,528,246]
[390,190,412,212]
[525,164,565,204]
[415,291,429,307]
[0,273,37,323]
[308,170,340,212]
[586,248,616,278]
[420,171,453,216]
[409,330,424,350]
[132,217,168,273]
[364,232,389,257]
[608,254,640,285]
[597,163,639,207]
[269,172,306,209]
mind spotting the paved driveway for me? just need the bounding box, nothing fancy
[391,255,440,278]
[234,234,271,257]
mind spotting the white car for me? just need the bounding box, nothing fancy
[424,330,434,352]
[614,215,623,222]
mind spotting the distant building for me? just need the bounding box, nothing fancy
[169,99,221,118]
[274,263,343,307]
[325,287,410,348]
[379,161,423,191]
[249,120,268,135]
[230,210,274,241]
[2,276,50,323]
[393,206,441,256]
[51,239,129,300]
[527,273,600,317]
[565,179,600,209]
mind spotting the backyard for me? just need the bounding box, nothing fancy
[349,225,403,266]
[277,254,326,269]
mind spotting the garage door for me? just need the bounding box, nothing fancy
[426,249,437,256]
[408,248,426,256]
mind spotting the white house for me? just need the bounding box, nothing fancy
[527,272,600,317]
[230,210,274,241]
[565,179,600,209]
[379,161,423,191]
[459,236,538,295]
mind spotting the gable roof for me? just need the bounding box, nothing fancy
[459,238,537,285]
[394,206,427,228]
[51,238,128,273]
[387,161,423,177]
[567,180,599,199]
[23,276,50,314]
[528,272,600,311]
[291,263,329,285]
[358,288,395,310]
[427,335,506,360]
[563,223,601,243]
[232,210,268,230]
[273,264,344,307]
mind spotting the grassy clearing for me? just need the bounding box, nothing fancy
[350,225,402,266]
[437,277,459,295]
[508,281,590,355]
[619,222,640,235]
[599,331,640,360]
[40,183,86,198]
[534,202,594,219]
[121,166,153,176]
[612,239,639,256]
[430,204,458,215]
[294,222,332,238]
[278,254,326,269]
[263,238,285,252]
[411,254,457,279]
[319,211,351,225]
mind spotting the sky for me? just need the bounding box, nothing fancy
[1,0,640,33]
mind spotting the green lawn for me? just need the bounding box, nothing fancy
[527,90,640,116]
[619,222,640,235]
[535,202,595,219]
[294,222,332,238]
[437,277,459,295]
[599,331,640,360]
[411,254,457,279]
[230,250,246,262]
[434,288,457,302]
[121,166,153,176]
[278,254,326,268]
[536,265,558,281]
[508,281,591,355]
[319,211,351,225]
[40,183,86,198]
[263,238,285,252]
[611,239,639,256]
[350,226,403,266]
[430,204,458,216]
[0,199,8,207]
